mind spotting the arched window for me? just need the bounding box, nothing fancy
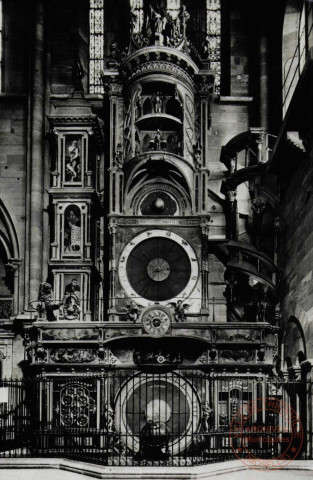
[282,1,313,115]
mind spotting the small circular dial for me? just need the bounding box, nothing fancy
[147,258,170,282]
[142,307,172,337]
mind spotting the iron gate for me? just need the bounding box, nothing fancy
[0,371,311,466]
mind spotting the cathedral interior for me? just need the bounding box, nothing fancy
[0,0,313,470]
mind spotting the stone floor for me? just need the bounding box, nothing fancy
[0,459,313,480]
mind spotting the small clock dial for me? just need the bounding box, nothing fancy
[142,307,172,337]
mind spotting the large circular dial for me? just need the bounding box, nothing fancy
[142,306,172,337]
[118,230,198,306]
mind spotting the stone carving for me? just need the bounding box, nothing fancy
[104,401,114,433]
[209,348,217,362]
[184,95,194,161]
[193,141,202,169]
[125,300,141,323]
[50,348,96,363]
[35,347,47,363]
[38,282,61,322]
[104,329,128,339]
[152,92,163,113]
[220,349,254,362]
[195,351,207,364]
[216,330,259,341]
[0,299,12,319]
[114,143,123,168]
[42,328,98,341]
[60,278,81,320]
[107,41,121,68]
[167,300,190,322]
[133,349,182,365]
[65,137,81,182]
[64,206,81,253]
[202,402,213,432]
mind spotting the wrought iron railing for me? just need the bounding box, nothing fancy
[0,371,311,466]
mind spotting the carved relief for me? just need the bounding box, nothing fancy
[50,348,97,363]
[64,205,82,254]
[220,349,254,363]
[42,329,99,341]
[134,348,182,365]
[184,95,194,161]
[64,135,82,183]
[60,278,81,320]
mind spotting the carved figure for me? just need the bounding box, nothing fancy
[105,402,114,433]
[167,300,190,322]
[179,5,190,38]
[65,139,81,182]
[61,279,81,320]
[137,401,170,461]
[125,300,140,323]
[152,129,163,150]
[64,207,81,252]
[72,55,84,92]
[38,282,61,322]
[153,92,163,113]
[202,35,211,59]
[202,402,213,432]
[148,5,167,35]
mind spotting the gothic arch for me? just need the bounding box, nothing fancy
[283,315,307,366]
[0,199,19,259]
[0,200,20,314]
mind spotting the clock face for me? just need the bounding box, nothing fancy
[118,230,198,306]
[142,306,172,337]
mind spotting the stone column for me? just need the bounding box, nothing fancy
[29,0,45,303]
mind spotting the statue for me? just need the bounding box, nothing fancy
[167,300,190,322]
[179,5,190,39]
[152,92,163,113]
[153,129,163,150]
[148,5,167,35]
[193,141,202,169]
[64,207,81,253]
[202,402,213,432]
[65,139,81,182]
[105,402,114,433]
[60,279,81,320]
[137,400,170,461]
[202,35,211,59]
[72,55,84,93]
[125,300,140,323]
[38,282,61,322]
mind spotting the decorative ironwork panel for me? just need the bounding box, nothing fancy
[56,382,97,428]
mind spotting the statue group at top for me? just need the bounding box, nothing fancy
[130,3,190,50]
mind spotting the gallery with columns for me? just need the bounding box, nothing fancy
[0,0,312,470]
